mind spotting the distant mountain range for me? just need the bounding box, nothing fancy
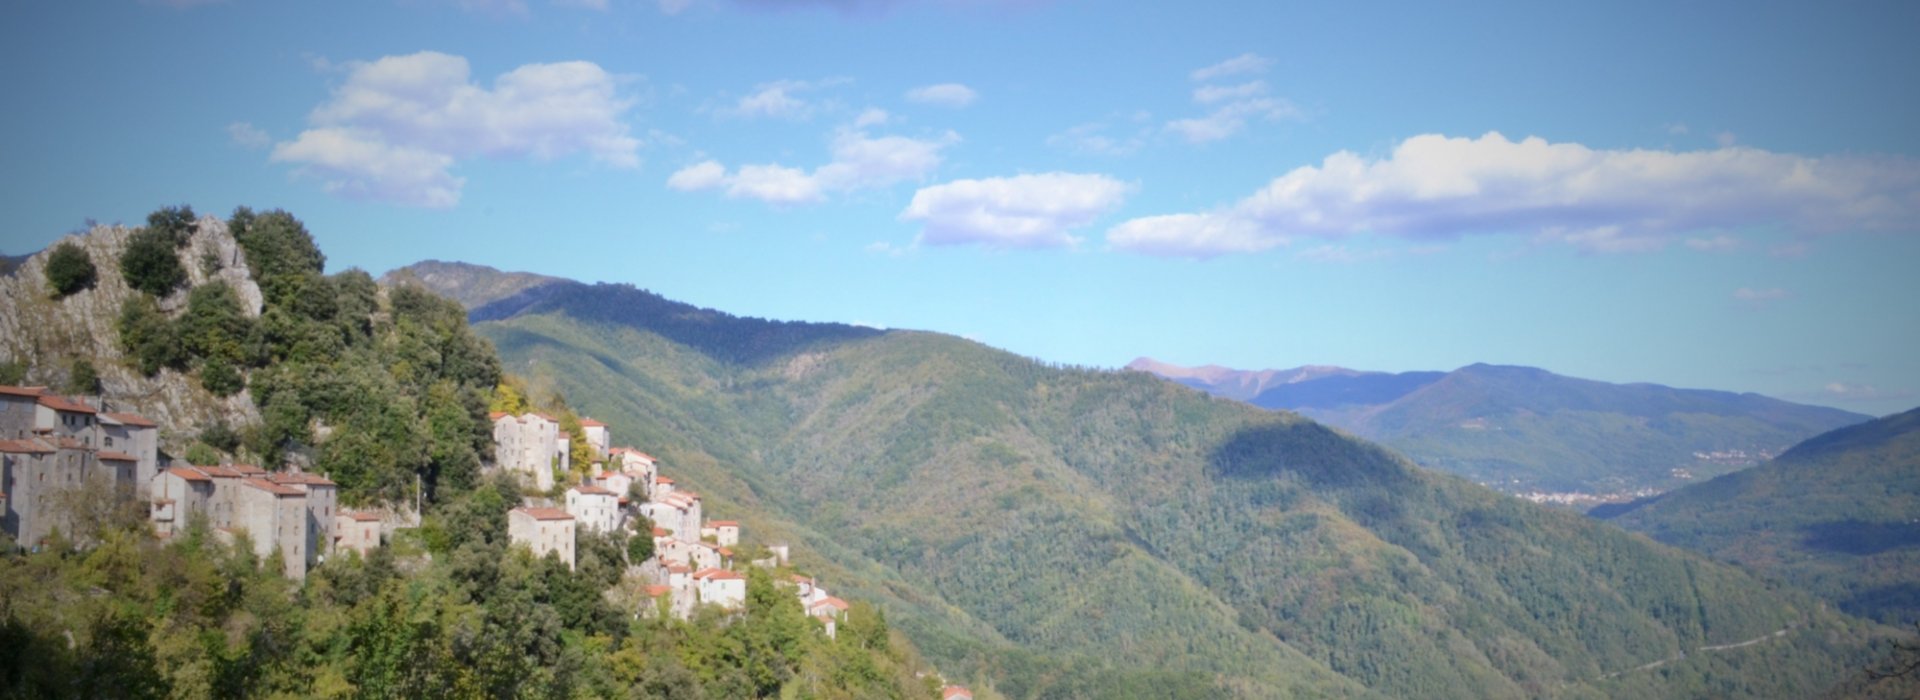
[386,260,1898,698]
[1603,406,1920,625]
[1129,358,1869,498]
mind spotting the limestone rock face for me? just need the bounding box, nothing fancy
[0,216,265,447]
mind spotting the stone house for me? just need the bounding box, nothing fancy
[640,489,701,544]
[98,412,159,488]
[269,471,338,566]
[33,393,99,448]
[0,387,42,439]
[565,484,620,534]
[692,567,746,609]
[234,478,310,580]
[579,418,609,461]
[150,466,215,537]
[508,506,576,570]
[332,511,381,558]
[942,686,974,700]
[492,413,561,491]
[710,520,740,547]
[592,470,635,502]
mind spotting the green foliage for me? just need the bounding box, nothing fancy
[44,241,96,297]
[0,482,936,700]
[628,516,656,563]
[116,295,183,376]
[118,208,194,297]
[489,379,530,414]
[65,357,101,395]
[0,359,26,385]
[183,442,222,466]
[1609,407,1920,625]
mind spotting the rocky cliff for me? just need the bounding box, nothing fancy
[0,217,263,446]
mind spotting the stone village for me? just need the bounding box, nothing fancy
[0,384,900,646]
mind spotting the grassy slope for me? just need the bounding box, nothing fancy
[475,302,1889,699]
[1607,407,1920,625]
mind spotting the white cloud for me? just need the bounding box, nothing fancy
[725,78,846,119]
[271,51,639,208]
[854,107,892,128]
[667,128,957,205]
[1191,53,1271,81]
[227,122,270,149]
[904,83,978,108]
[901,173,1132,249]
[1106,131,1920,258]
[1168,72,1298,144]
[1819,382,1915,402]
[1716,131,1739,147]
[1664,122,1691,136]
[1166,97,1300,144]
[1193,80,1267,104]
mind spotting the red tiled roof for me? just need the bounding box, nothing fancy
[162,467,212,482]
[270,472,337,486]
[942,686,973,700]
[717,547,733,557]
[815,596,849,610]
[97,451,138,462]
[197,465,241,478]
[579,418,606,427]
[514,507,574,521]
[654,476,674,484]
[0,439,54,454]
[652,527,669,537]
[36,394,96,414]
[644,585,672,597]
[339,511,382,522]
[0,385,49,398]
[101,412,157,427]
[692,567,743,581]
[569,484,615,496]
[243,478,305,497]
[790,574,813,584]
[666,563,691,573]
[709,520,739,527]
[489,411,510,420]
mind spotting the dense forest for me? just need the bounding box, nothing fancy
[432,268,1918,699]
[1606,407,1920,626]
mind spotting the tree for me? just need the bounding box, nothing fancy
[119,228,187,297]
[66,358,101,395]
[0,360,26,385]
[145,205,197,245]
[45,242,96,297]
[117,295,183,376]
[627,515,656,563]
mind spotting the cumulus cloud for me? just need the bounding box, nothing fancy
[271,51,638,208]
[1106,131,1920,258]
[227,122,270,149]
[1191,53,1271,81]
[667,128,958,205]
[854,108,892,128]
[900,173,1132,249]
[905,83,978,108]
[1169,63,1298,144]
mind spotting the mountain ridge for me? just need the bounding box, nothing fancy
[1133,357,1868,498]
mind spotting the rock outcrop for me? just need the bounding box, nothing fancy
[0,217,264,446]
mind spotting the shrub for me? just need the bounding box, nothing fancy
[145,205,196,246]
[119,228,186,297]
[200,356,244,397]
[66,358,101,395]
[118,296,183,376]
[45,242,96,297]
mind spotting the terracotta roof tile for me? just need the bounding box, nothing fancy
[709,520,739,527]
[514,507,573,521]
[339,511,382,522]
[644,585,672,597]
[101,412,157,427]
[569,484,615,496]
[162,467,212,482]
[579,418,606,427]
[197,465,241,478]
[97,451,138,462]
[0,439,54,454]
[0,385,49,398]
[269,472,337,486]
[243,478,305,497]
[692,567,743,581]
[36,394,96,414]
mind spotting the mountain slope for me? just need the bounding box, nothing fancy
[1133,358,1868,498]
[1604,407,1920,625]
[397,262,1893,699]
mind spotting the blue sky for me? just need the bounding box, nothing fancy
[3,0,1918,415]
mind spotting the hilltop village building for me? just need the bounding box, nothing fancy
[0,386,158,550]
[508,507,577,570]
[491,412,564,491]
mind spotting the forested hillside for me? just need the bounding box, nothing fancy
[1134,359,1867,497]
[402,263,1904,699]
[1606,407,1920,626]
